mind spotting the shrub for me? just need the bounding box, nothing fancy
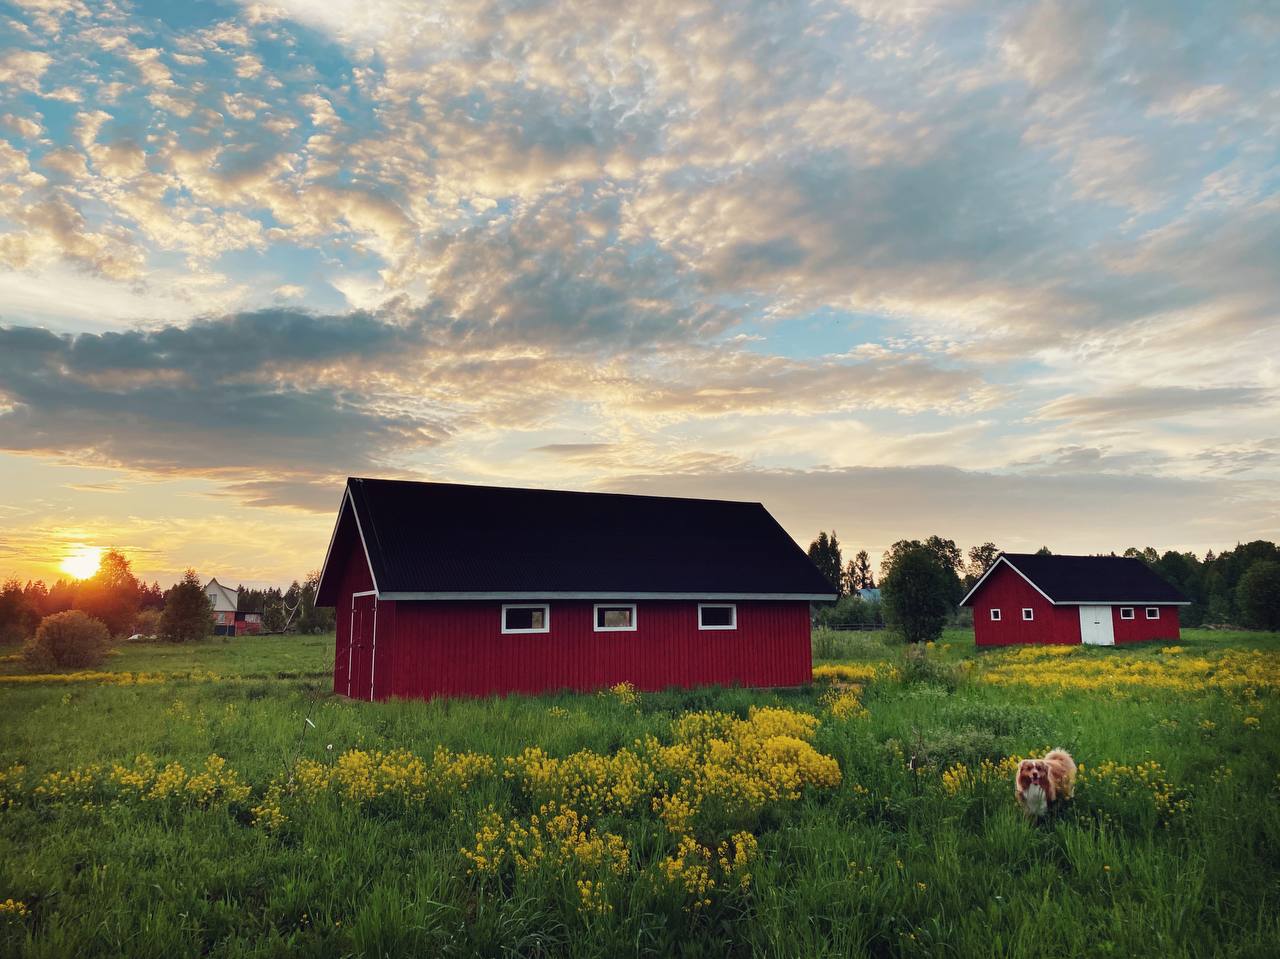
[881,545,953,643]
[132,608,162,638]
[23,610,111,669]
[160,569,212,644]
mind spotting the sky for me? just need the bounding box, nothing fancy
[0,0,1277,588]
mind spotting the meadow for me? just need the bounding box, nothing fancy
[1,629,1277,958]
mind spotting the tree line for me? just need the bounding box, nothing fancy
[0,550,336,654]
[807,532,1280,641]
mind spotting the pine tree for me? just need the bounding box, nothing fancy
[159,569,212,643]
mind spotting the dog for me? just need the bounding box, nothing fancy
[1015,749,1077,816]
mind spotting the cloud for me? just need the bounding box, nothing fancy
[0,313,450,480]
[1035,387,1272,426]
[0,48,53,92]
[0,0,1276,574]
[598,463,1280,561]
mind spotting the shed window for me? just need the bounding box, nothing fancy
[1145,607,1160,620]
[594,604,637,632]
[989,608,1002,621]
[1120,607,1135,620]
[1022,608,1034,621]
[698,604,737,630]
[502,604,550,634]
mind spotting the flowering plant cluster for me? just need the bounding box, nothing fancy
[5,754,250,810]
[978,647,1278,695]
[820,684,869,720]
[0,669,223,686]
[1076,759,1191,828]
[939,756,1021,796]
[812,663,900,685]
[489,706,837,913]
[250,746,494,827]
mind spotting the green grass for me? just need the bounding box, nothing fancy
[1,629,1277,958]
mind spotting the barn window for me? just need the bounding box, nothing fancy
[594,604,637,632]
[1022,608,1034,621]
[989,608,1002,621]
[699,604,737,630]
[502,604,550,634]
[1145,607,1160,620]
[1120,607,1135,620]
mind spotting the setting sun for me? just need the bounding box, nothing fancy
[60,545,103,580]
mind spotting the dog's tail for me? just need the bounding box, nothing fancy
[1045,748,1075,767]
[1045,749,1077,797]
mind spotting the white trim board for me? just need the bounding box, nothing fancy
[697,603,737,630]
[1053,600,1190,606]
[380,591,834,601]
[593,603,638,632]
[959,556,1054,607]
[314,486,380,602]
[501,603,551,634]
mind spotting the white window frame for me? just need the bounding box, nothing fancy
[989,608,1001,621]
[501,603,551,634]
[1145,607,1160,620]
[1120,607,1135,620]
[1022,608,1034,621]
[698,603,737,630]
[593,603,637,632]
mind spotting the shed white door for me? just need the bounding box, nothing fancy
[1079,605,1114,646]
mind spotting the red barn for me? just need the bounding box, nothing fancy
[314,478,836,701]
[960,553,1188,646]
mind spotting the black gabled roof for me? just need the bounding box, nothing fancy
[317,477,836,602]
[962,552,1188,605]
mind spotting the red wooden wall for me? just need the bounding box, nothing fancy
[332,539,374,697]
[970,563,1183,646]
[970,563,1080,646]
[327,538,813,699]
[369,599,812,700]
[1111,605,1181,643]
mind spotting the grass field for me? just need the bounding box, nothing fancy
[1,628,1277,958]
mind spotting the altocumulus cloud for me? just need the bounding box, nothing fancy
[0,0,1275,557]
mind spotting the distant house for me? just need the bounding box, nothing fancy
[204,577,264,637]
[315,477,836,701]
[856,588,881,603]
[959,553,1188,646]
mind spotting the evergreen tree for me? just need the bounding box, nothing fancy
[159,569,212,643]
[806,531,844,596]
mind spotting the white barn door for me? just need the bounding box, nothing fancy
[1079,605,1114,646]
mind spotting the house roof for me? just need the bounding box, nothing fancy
[316,477,837,603]
[204,577,239,611]
[959,553,1189,606]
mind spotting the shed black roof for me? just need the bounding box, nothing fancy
[962,552,1189,605]
[317,477,836,602]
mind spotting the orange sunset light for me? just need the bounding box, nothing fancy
[60,545,104,580]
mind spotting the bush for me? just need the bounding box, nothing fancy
[160,569,213,643]
[881,545,953,643]
[23,610,111,669]
[132,608,162,638]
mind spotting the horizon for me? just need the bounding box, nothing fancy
[1,1,1277,588]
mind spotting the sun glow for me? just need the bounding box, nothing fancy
[61,546,104,580]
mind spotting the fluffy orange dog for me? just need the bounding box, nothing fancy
[1015,749,1077,816]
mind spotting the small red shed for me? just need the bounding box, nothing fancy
[960,553,1188,646]
[314,478,836,700]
